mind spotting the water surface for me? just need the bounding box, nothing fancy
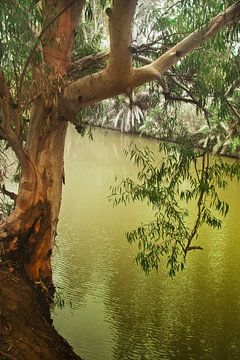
[52,126,240,360]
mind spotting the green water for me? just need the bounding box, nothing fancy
[52,126,240,360]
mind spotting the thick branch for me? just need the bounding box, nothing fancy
[107,0,137,82]
[136,1,240,80]
[18,0,85,103]
[133,54,170,93]
[42,0,85,74]
[67,51,109,78]
[62,1,240,118]
[61,69,120,119]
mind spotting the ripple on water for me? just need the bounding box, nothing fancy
[52,127,240,360]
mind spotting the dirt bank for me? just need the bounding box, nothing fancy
[0,265,82,360]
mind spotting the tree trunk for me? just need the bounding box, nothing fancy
[0,0,85,287]
[24,99,68,285]
[0,265,82,360]
[0,2,83,359]
[0,102,80,359]
[0,98,68,287]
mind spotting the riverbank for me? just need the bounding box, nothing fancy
[87,122,240,160]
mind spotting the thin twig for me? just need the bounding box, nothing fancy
[185,151,208,255]
[226,99,240,120]
[160,0,183,20]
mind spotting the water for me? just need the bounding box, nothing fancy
[52,126,240,360]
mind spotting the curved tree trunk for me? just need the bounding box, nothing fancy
[0,0,84,287]
[0,100,68,287]
[0,3,83,357]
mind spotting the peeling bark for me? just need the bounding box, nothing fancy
[42,0,85,74]
[0,115,68,286]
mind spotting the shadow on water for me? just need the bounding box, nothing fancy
[52,125,240,360]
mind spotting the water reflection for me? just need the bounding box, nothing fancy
[52,126,240,360]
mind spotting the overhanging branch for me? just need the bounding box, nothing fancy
[67,52,109,78]
[62,1,240,118]
[142,1,240,77]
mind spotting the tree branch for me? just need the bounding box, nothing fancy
[42,0,85,73]
[106,0,137,82]
[132,1,240,84]
[0,70,31,176]
[0,185,17,202]
[226,99,240,120]
[0,350,18,360]
[185,151,209,256]
[67,51,109,78]
[18,0,85,102]
[62,1,240,118]
[186,245,203,252]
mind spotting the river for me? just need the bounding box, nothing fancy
[52,126,240,360]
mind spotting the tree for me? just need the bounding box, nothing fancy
[0,0,240,357]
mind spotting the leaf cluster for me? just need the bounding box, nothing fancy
[110,137,240,276]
